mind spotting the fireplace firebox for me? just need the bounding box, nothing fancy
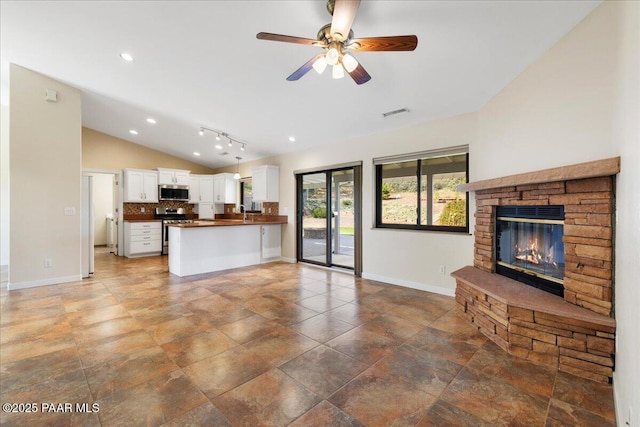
[495,205,565,297]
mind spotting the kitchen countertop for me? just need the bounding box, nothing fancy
[168,217,287,228]
[124,219,163,222]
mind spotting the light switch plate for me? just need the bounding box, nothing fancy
[64,207,76,216]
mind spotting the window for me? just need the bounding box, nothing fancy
[375,146,469,232]
[239,178,262,212]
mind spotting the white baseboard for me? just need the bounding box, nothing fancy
[361,272,455,297]
[7,274,82,291]
[280,257,297,264]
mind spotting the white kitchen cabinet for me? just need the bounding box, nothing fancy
[252,165,279,202]
[197,203,215,219]
[199,175,214,203]
[123,169,158,203]
[188,175,200,203]
[157,168,190,185]
[124,221,162,257]
[213,173,237,204]
[189,175,214,204]
[261,224,282,261]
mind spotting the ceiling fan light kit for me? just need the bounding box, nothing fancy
[256,0,417,85]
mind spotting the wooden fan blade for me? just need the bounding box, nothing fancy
[257,32,324,47]
[348,63,371,85]
[286,54,325,81]
[330,0,360,42]
[347,35,418,52]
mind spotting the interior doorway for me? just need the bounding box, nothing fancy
[296,164,362,275]
[82,169,123,276]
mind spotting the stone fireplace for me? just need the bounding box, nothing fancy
[451,157,619,383]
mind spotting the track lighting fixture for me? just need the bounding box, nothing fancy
[198,127,249,152]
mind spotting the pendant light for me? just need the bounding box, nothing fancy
[233,156,242,180]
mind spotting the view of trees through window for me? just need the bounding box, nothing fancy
[377,153,468,231]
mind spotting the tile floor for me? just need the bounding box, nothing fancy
[0,251,616,426]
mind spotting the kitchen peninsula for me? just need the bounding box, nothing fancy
[167,216,287,277]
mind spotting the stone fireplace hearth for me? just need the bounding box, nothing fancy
[451,157,619,383]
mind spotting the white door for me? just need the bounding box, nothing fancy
[81,176,95,278]
[111,174,119,254]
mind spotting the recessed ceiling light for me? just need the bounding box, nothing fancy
[215,144,223,150]
[193,152,201,156]
[120,52,134,62]
[146,118,156,124]
[129,129,138,135]
[288,136,296,142]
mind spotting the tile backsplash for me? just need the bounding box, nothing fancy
[124,201,194,216]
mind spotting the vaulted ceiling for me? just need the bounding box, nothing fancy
[1,1,600,168]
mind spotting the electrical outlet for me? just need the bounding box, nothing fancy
[141,207,145,213]
[439,265,446,275]
[44,258,52,268]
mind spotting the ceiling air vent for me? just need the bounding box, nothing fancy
[382,108,409,118]
[218,152,229,157]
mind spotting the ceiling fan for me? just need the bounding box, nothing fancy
[256,0,418,85]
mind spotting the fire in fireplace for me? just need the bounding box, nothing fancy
[495,205,565,297]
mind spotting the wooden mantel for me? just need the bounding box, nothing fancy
[459,157,620,192]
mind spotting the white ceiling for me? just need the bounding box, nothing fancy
[1,0,600,169]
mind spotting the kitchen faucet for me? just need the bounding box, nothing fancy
[239,205,247,223]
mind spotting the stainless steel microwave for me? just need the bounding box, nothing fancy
[159,184,189,201]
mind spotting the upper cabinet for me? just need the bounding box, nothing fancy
[157,168,190,186]
[123,169,158,203]
[213,173,237,204]
[252,165,279,202]
[189,174,214,204]
[188,175,200,204]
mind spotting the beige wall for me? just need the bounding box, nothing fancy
[474,0,619,180]
[9,64,82,288]
[1,104,9,266]
[608,0,640,423]
[82,127,215,174]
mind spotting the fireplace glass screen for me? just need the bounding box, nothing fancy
[496,206,565,296]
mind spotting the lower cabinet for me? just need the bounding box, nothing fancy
[261,224,282,261]
[124,221,162,257]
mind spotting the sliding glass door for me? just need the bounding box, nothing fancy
[330,169,355,269]
[300,173,328,265]
[297,165,361,273]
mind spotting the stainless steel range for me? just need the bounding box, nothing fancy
[155,208,193,255]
